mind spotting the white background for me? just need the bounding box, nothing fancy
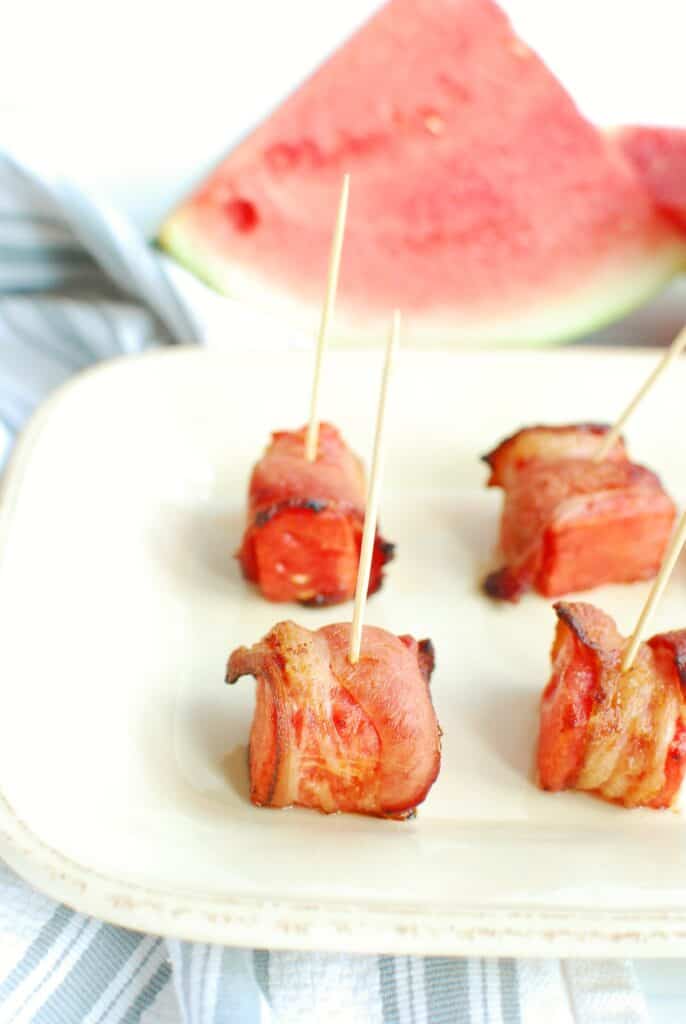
[2,0,685,234]
[1,2,686,1017]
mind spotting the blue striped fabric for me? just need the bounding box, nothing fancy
[0,151,651,1024]
[0,156,185,470]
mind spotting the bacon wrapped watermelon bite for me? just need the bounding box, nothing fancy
[237,423,394,605]
[226,620,441,818]
[482,424,676,602]
[537,601,686,809]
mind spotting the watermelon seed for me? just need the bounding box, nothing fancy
[225,198,259,232]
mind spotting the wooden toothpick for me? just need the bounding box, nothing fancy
[622,508,686,671]
[594,324,686,462]
[305,173,350,462]
[349,310,400,665]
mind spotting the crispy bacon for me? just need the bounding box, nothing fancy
[238,423,394,605]
[226,620,441,818]
[538,602,686,809]
[483,423,626,489]
[483,424,675,601]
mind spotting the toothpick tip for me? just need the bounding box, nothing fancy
[305,171,351,463]
[595,320,686,462]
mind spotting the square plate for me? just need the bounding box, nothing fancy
[2,346,686,957]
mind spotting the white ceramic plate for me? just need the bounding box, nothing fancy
[1,346,686,957]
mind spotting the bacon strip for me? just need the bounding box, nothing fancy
[483,425,675,601]
[226,620,441,818]
[483,423,626,489]
[538,601,686,809]
[238,423,394,605]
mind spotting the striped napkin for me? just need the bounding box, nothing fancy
[0,150,652,1023]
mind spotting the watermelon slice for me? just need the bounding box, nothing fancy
[159,0,686,347]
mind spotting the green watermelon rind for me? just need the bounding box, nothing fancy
[159,213,686,348]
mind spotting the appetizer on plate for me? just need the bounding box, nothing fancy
[537,601,686,809]
[229,313,438,819]
[226,620,441,818]
[237,423,394,605]
[236,179,394,606]
[482,424,675,602]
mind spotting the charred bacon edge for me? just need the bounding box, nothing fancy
[417,638,435,682]
[553,604,686,684]
[483,565,528,603]
[254,497,330,526]
[553,601,621,665]
[648,632,686,691]
[249,499,395,565]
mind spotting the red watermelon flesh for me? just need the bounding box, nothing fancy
[616,126,686,233]
[159,0,686,347]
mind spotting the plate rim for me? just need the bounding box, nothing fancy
[3,344,686,957]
